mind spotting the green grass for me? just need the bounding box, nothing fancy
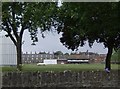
[1,63,119,72]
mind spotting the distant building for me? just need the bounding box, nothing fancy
[67,54,90,64]
[57,59,67,64]
[22,52,54,64]
[22,51,106,64]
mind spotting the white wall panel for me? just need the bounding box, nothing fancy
[0,35,17,66]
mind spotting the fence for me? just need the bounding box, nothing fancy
[2,70,119,88]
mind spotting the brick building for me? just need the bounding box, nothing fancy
[22,52,106,64]
[22,52,68,64]
[22,52,54,64]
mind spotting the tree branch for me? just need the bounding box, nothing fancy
[5,21,17,46]
[20,23,25,39]
[8,32,17,46]
[11,3,19,40]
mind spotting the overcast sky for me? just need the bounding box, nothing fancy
[22,30,108,54]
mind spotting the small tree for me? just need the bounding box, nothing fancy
[111,49,120,64]
[54,51,63,59]
[2,2,57,71]
[54,51,63,55]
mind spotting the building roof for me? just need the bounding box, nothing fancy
[68,54,89,59]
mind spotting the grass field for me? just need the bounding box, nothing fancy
[1,63,119,72]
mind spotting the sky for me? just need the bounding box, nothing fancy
[22,30,108,54]
[1,24,108,55]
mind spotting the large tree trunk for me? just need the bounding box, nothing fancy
[16,39,22,71]
[105,46,113,71]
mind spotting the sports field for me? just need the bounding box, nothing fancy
[1,63,119,72]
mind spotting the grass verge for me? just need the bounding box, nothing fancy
[1,63,119,72]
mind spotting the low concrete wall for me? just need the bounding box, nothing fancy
[2,70,120,88]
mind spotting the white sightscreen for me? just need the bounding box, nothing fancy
[44,59,57,64]
[0,35,17,66]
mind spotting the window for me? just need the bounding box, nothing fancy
[27,58,29,60]
[41,55,43,57]
[22,58,24,60]
[32,58,34,60]
[22,55,25,57]
[32,55,34,57]
[36,55,39,57]
[27,55,29,57]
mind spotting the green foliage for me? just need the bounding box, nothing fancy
[64,53,69,55]
[2,2,57,43]
[111,49,120,62]
[54,51,63,55]
[118,49,120,59]
[2,2,58,71]
[54,2,120,70]
[56,2,120,51]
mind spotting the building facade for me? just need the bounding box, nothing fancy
[22,52,106,64]
[22,52,56,64]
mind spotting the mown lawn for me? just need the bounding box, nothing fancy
[1,63,119,72]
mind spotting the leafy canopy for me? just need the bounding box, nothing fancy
[56,2,120,51]
[2,2,58,44]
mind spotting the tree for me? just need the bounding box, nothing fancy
[118,49,120,60]
[54,51,63,55]
[111,49,120,64]
[2,2,57,71]
[54,51,63,59]
[64,53,69,55]
[56,2,120,71]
